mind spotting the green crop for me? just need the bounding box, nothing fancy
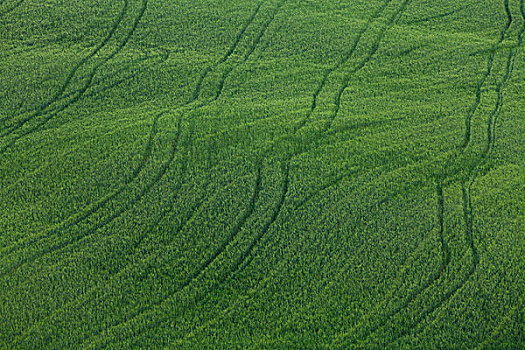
[1,0,523,348]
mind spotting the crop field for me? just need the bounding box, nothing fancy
[1,0,524,348]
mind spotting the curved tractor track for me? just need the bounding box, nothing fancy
[15,1,285,348]
[91,1,420,348]
[2,0,523,348]
[345,0,525,347]
[0,0,148,155]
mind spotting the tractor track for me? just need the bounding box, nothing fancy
[293,0,391,132]
[189,0,265,103]
[26,171,242,348]
[1,110,165,256]
[95,0,288,316]
[8,0,429,346]
[227,162,289,278]
[45,2,290,345]
[7,0,388,305]
[0,109,169,278]
[149,2,415,341]
[369,1,523,346]
[78,163,263,349]
[2,51,166,137]
[54,50,167,108]
[132,2,409,335]
[4,113,189,346]
[1,0,148,154]
[0,115,156,199]
[213,0,286,102]
[200,169,431,347]
[335,184,449,347]
[7,0,520,347]
[0,0,129,131]
[236,0,413,289]
[219,3,415,293]
[402,5,470,25]
[0,81,154,192]
[410,0,525,336]
[11,119,194,348]
[401,7,525,337]
[1,46,167,123]
[1,105,165,259]
[104,3,418,345]
[461,0,512,150]
[75,1,294,344]
[326,0,411,131]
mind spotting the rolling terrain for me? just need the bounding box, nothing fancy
[0,0,524,348]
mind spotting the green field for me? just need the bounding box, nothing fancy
[1,0,524,348]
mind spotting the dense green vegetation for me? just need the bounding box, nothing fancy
[1,0,524,348]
